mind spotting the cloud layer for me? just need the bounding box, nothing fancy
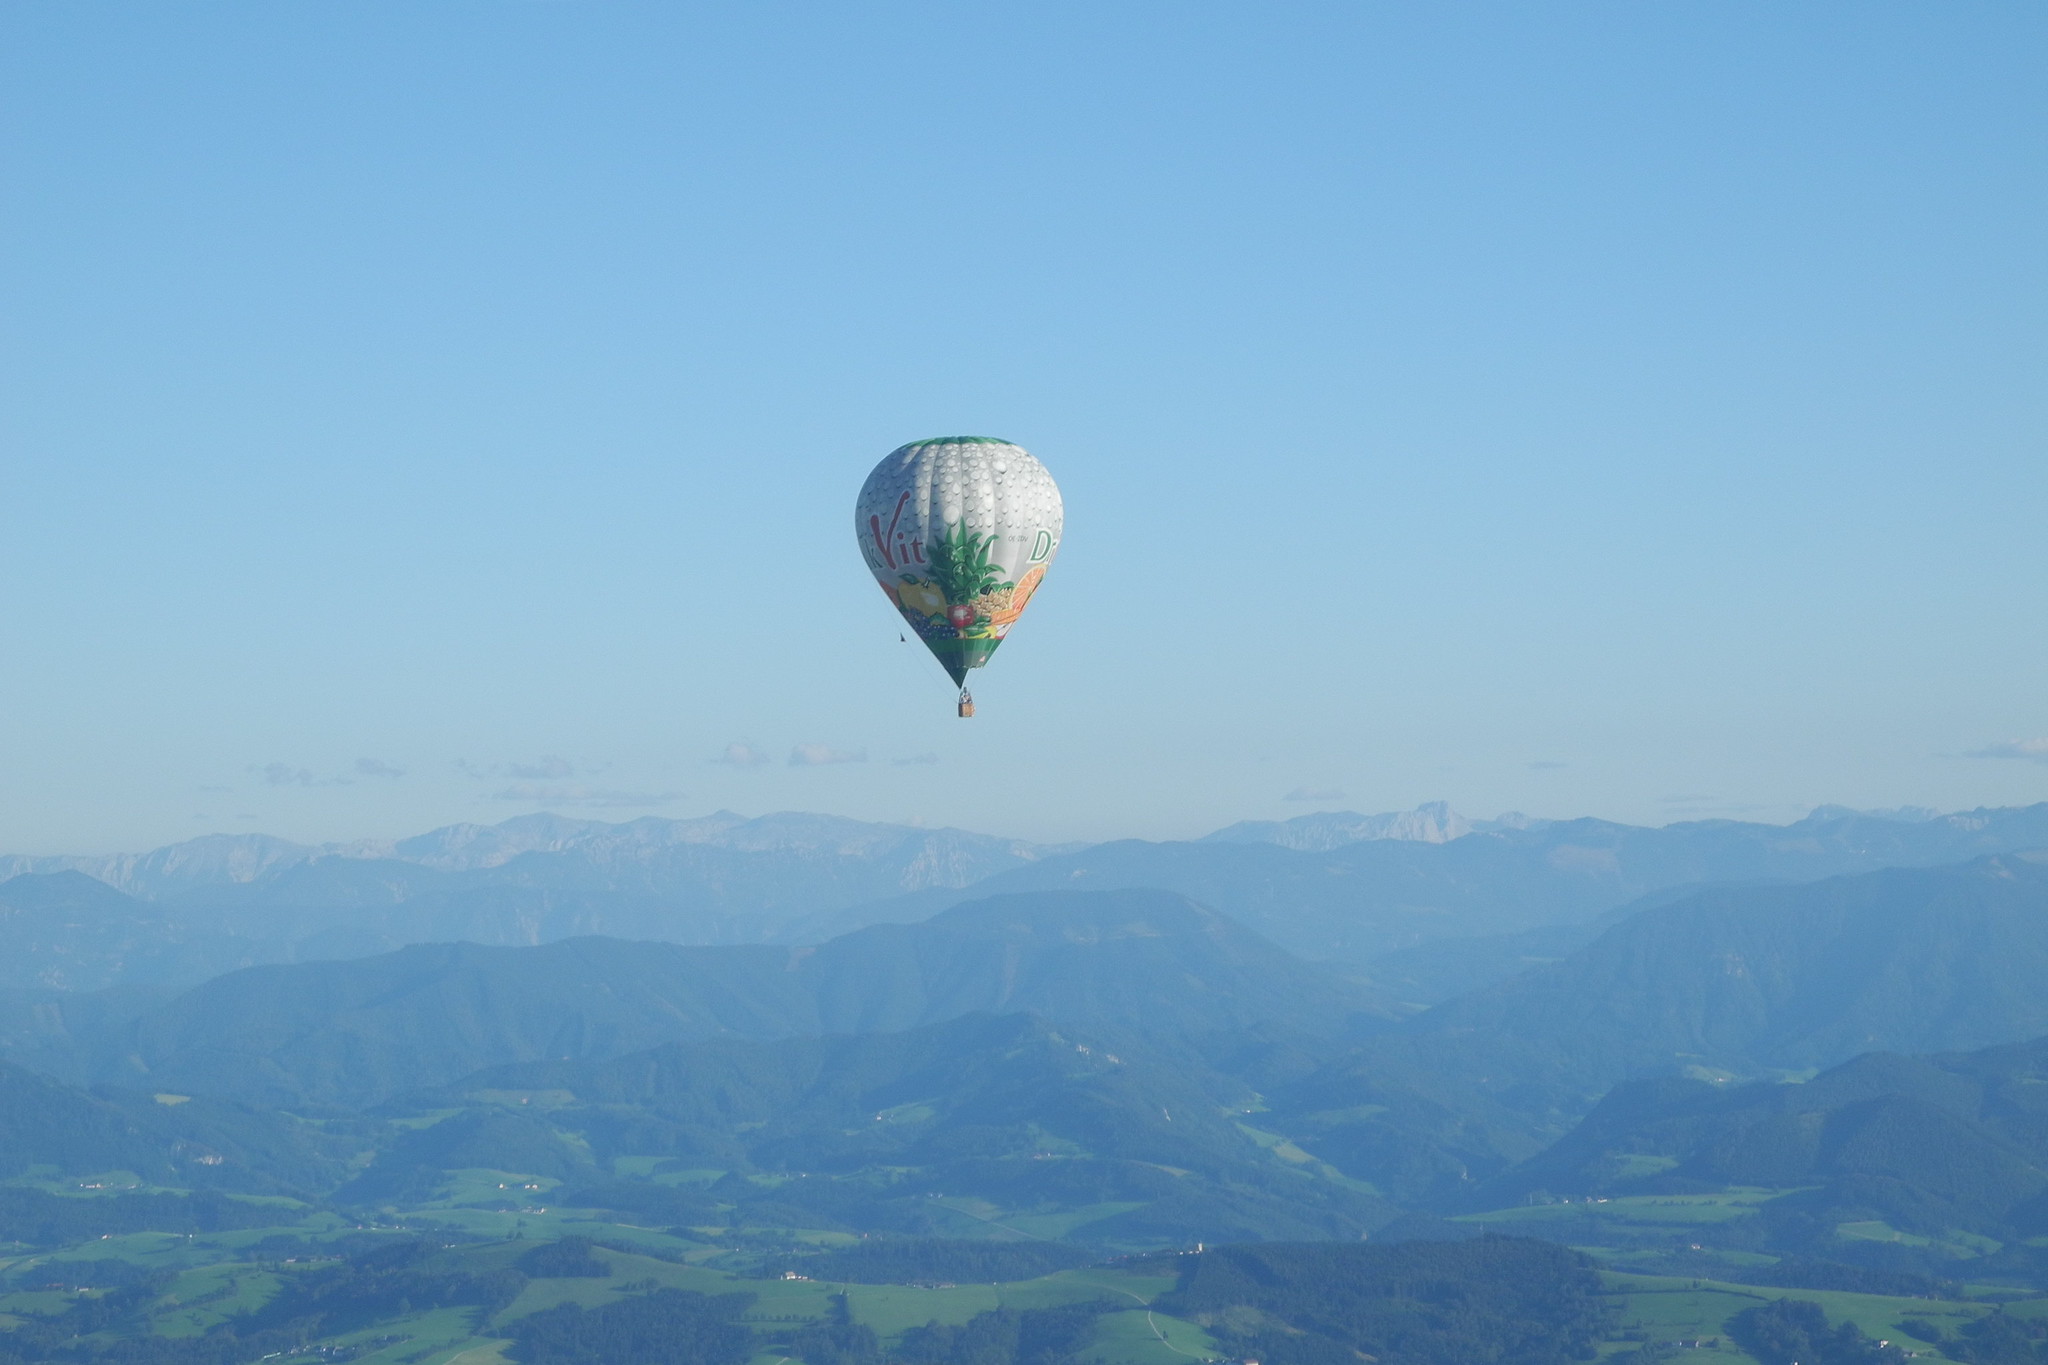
[489,782,682,808]
[790,743,867,767]
[1969,739,2048,765]
[257,763,348,788]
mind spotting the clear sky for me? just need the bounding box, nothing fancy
[2,2,2044,854]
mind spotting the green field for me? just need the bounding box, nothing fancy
[11,1172,2048,1365]
[149,1264,283,1337]
[1602,1270,2012,1362]
[1083,1308,1219,1363]
[1460,1188,1782,1232]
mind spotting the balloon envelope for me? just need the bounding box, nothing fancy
[855,437,1063,686]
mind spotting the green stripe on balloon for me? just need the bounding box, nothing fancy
[920,635,1003,685]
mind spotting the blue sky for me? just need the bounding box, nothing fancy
[2,2,2043,853]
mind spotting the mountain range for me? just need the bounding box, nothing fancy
[805,802,2048,982]
[0,810,1067,897]
[6,801,2047,999]
[18,848,2048,1274]
[11,850,2048,1214]
[8,799,2048,1362]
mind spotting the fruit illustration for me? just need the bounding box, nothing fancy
[896,577,947,619]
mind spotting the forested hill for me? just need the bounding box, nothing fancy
[0,1057,345,1194]
[1408,853,2048,1085]
[1181,853,2048,1210]
[17,889,1392,1108]
[1156,1236,1611,1365]
[1471,1032,2048,1237]
[351,1010,1396,1246]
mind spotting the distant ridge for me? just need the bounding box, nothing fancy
[0,810,1081,896]
[0,810,1066,900]
[6,803,2048,996]
[1202,801,1544,850]
[813,803,2048,971]
[10,800,2039,898]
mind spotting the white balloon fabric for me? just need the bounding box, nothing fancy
[855,437,1063,688]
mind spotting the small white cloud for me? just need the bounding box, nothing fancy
[1283,786,1345,802]
[355,758,406,779]
[714,743,771,768]
[459,755,592,780]
[790,743,867,767]
[1969,739,2048,765]
[256,763,349,788]
[506,755,576,780]
[489,782,682,808]
[1661,796,1775,816]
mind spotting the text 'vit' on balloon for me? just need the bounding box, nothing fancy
[854,437,1063,716]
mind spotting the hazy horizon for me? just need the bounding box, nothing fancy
[1,794,2029,863]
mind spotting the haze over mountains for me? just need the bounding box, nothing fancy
[20,891,1388,1109]
[7,829,2048,1204]
[0,810,1067,898]
[5,801,2046,997]
[1415,854,2048,1082]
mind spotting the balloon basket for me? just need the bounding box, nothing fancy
[957,690,975,718]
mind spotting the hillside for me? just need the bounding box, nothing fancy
[1219,855,2048,1208]
[357,1011,1393,1246]
[797,889,1392,1039]
[1413,853,2048,1085]
[0,1058,349,1195]
[45,890,1391,1108]
[1157,1236,1610,1365]
[0,873,189,991]
[93,937,806,1108]
[1433,1031,2048,1294]
[1470,1037,2048,1236]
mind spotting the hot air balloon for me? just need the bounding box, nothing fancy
[855,437,1063,716]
